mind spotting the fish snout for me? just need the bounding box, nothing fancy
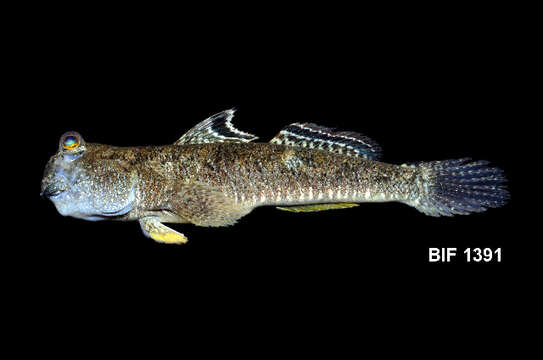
[41,176,68,198]
[41,183,65,198]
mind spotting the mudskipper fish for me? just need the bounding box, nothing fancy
[41,109,509,244]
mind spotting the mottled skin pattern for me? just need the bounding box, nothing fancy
[42,110,508,244]
[90,142,420,222]
[42,141,420,232]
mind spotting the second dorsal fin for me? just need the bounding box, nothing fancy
[270,123,382,160]
[175,109,258,145]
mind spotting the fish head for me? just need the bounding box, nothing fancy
[41,131,135,221]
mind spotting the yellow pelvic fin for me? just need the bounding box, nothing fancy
[276,203,359,213]
[150,231,188,244]
[139,217,188,245]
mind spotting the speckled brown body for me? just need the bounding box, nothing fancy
[42,109,508,244]
[81,142,420,222]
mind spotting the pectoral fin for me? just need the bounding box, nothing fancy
[139,217,188,244]
[168,183,251,227]
[276,203,359,213]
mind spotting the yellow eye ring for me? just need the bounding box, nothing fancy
[62,134,80,150]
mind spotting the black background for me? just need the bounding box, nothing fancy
[10,5,532,349]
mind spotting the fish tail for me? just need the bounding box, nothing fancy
[409,158,509,216]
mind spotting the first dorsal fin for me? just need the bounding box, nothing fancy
[270,123,382,160]
[175,109,258,145]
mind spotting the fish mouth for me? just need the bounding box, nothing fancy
[40,184,65,198]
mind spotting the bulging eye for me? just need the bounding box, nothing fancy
[62,133,80,150]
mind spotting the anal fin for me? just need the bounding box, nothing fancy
[276,203,359,213]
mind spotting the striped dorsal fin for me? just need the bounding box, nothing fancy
[175,109,258,145]
[270,123,382,160]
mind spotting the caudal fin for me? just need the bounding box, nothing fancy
[412,158,509,217]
